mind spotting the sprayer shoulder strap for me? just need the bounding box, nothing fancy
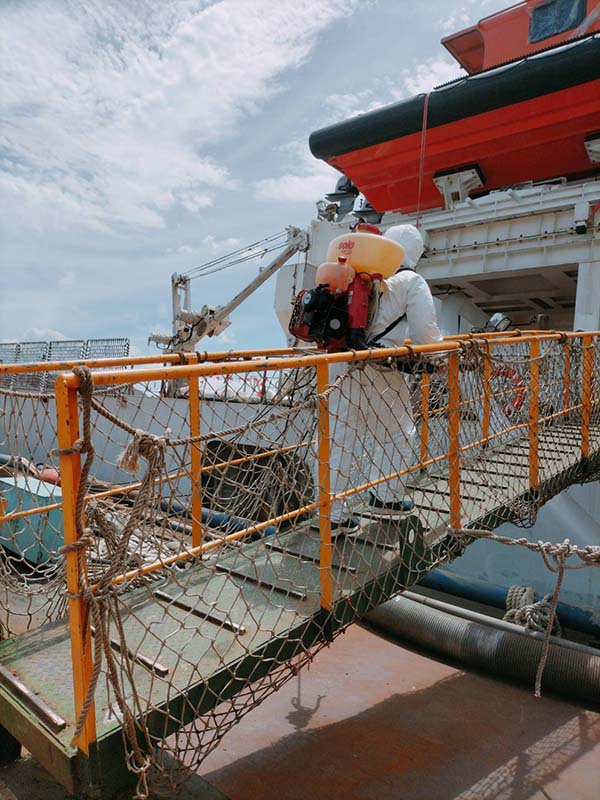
[369,313,406,345]
[368,267,413,345]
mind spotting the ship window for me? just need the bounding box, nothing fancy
[529,0,586,43]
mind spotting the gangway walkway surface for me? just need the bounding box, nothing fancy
[0,332,599,797]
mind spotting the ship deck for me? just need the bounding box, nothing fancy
[0,417,598,796]
[1,615,599,800]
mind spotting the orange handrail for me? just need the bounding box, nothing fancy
[55,377,96,754]
[316,361,333,611]
[0,329,556,378]
[56,331,600,391]
[39,328,600,760]
[528,339,540,492]
[581,335,594,460]
[0,347,301,376]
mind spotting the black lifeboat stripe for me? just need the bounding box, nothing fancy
[309,36,600,161]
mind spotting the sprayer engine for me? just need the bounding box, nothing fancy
[289,285,348,351]
[289,273,374,352]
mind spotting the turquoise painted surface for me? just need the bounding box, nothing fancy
[0,475,63,564]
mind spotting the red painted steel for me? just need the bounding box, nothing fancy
[328,80,600,214]
[443,0,600,74]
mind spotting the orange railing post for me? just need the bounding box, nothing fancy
[315,361,333,611]
[581,334,594,460]
[447,352,462,529]
[419,371,430,469]
[185,353,202,550]
[482,343,492,445]
[55,376,96,755]
[563,340,571,418]
[529,339,540,493]
[188,374,203,549]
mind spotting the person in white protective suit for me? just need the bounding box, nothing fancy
[325,224,443,534]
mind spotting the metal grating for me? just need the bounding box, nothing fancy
[12,342,50,392]
[0,343,18,389]
[45,341,86,391]
[83,338,130,360]
[47,340,86,362]
[0,339,131,393]
[84,339,131,394]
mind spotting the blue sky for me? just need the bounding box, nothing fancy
[0,0,508,354]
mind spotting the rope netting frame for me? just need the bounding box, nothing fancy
[0,332,599,797]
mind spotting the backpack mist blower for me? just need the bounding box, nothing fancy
[289,224,404,352]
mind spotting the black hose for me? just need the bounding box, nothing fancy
[366,592,600,705]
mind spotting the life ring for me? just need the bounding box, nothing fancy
[490,365,526,417]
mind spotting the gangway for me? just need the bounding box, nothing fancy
[0,331,599,797]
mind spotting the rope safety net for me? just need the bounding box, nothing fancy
[0,333,599,795]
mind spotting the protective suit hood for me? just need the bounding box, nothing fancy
[385,224,424,269]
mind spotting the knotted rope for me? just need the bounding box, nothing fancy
[503,584,563,637]
[116,429,168,475]
[448,527,597,696]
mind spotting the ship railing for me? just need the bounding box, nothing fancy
[0,330,598,785]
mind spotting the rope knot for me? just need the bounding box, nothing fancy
[52,365,96,462]
[126,752,152,800]
[116,429,167,474]
[59,527,95,556]
[503,584,562,637]
[72,364,94,400]
[52,437,88,458]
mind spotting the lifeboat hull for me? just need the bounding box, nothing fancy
[309,37,600,214]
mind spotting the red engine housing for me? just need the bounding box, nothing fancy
[346,276,372,346]
[289,275,377,351]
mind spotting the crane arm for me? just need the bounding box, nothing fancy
[149,226,309,352]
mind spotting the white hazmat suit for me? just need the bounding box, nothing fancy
[326,224,443,522]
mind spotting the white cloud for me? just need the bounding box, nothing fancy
[437,9,473,35]
[19,327,68,342]
[328,57,464,107]
[174,244,194,256]
[305,55,464,129]
[255,139,337,203]
[401,56,464,95]
[202,235,242,252]
[256,169,336,204]
[0,0,358,232]
[169,235,241,256]
[324,90,390,121]
[437,0,516,36]
[257,51,463,202]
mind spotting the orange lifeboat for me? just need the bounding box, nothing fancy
[309,1,600,215]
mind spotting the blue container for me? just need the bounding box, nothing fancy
[0,475,63,564]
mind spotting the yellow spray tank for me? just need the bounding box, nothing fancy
[326,231,404,279]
